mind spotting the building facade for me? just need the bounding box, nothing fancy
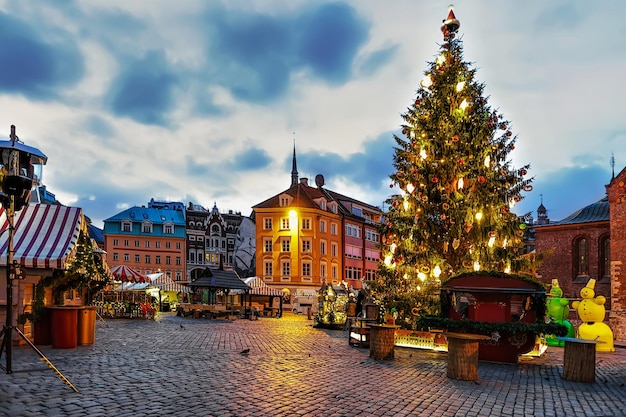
[185,202,246,281]
[252,148,383,305]
[532,166,626,341]
[103,202,187,281]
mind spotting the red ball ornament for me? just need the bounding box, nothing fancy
[415,99,421,106]
[452,135,459,142]
[431,177,439,183]
[479,176,486,183]
[402,129,408,135]
[521,169,527,176]
[506,131,513,137]
[511,145,515,150]
[502,206,509,213]
[390,183,394,188]
[458,159,464,166]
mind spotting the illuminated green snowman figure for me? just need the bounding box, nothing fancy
[572,278,615,352]
[545,279,574,347]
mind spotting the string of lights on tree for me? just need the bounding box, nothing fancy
[371,6,534,321]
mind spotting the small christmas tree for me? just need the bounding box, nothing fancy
[371,7,533,323]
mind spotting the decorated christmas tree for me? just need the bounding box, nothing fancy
[371,7,534,322]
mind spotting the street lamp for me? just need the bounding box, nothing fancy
[0,125,47,374]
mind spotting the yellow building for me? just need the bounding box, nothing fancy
[252,149,383,309]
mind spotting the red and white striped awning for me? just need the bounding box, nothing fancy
[242,276,284,296]
[0,204,83,269]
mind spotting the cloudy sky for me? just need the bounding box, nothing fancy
[1,0,624,229]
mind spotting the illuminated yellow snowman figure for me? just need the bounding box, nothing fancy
[572,279,614,352]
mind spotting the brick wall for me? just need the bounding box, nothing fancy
[608,169,626,340]
[534,223,610,305]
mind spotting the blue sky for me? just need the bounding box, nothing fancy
[0,0,624,228]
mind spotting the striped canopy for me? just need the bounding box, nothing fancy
[147,273,191,293]
[241,276,284,296]
[110,264,148,283]
[0,204,83,269]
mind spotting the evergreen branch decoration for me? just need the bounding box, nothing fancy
[415,316,569,337]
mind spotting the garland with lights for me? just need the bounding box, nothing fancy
[415,315,569,337]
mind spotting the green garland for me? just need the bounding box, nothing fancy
[416,315,569,337]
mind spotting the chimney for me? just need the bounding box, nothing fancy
[300,177,308,186]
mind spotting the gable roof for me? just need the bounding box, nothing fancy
[188,267,250,291]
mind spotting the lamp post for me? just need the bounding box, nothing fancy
[0,125,47,374]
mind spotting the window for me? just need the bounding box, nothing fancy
[166,242,171,249]
[345,245,362,259]
[574,237,588,277]
[122,221,132,232]
[156,256,161,264]
[331,265,337,280]
[320,262,327,278]
[113,253,119,261]
[320,220,326,233]
[124,254,129,261]
[135,255,140,262]
[145,241,150,248]
[164,224,173,234]
[264,238,273,252]
[599,234,610,279]
[145,255,151,264]
[124,240,129,247]
[142,222,152,233]
[331,223,337,235]
[176,242,181,249]
[264,261,273,276]
[302,218,311,230]
[189,252,195,262]
[134,240,140,247]
[176,257,181,265]
[366,229,379,243]
[281,239,290,252]
[264,218,273,230]
[113,239,119,246]
[280,197,290,207]
[346,224,361,238]
[281,218,290,230]
[281,261,291,277]
[331,243,338,257]
[365,269,376,280]
[302,239,311,253]
[345,266,362,280]
[166,256,171,265]
[351,207,363,217]
[319,200,326,210]
[176,272,182,281]
[302,262,312,278]
[365,249,380,262]
[156,242,161,248]
[320,240,327,255]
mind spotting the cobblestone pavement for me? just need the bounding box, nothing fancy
[1,312,626,417]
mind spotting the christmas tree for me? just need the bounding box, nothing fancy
[372,7,533,322]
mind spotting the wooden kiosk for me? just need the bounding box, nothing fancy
[441,273,547,364]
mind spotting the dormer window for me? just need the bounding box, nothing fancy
[279,194,293,207]
[319,199,326,210]
[122,221,132,232]
[142,221,153,233]
[164,223,174,234]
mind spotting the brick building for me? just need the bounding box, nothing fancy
[533,167,626,341]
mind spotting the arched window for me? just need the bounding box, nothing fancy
[599,234,610,280]
[573,237,588,277]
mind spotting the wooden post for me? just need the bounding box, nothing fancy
[369,324,399,360]
[445,333,490,381]
[561,338,600,383]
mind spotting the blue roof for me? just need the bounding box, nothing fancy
[549,197,609,226]
[103,206,186,238]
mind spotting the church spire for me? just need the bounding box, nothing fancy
[291,137,298,187]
